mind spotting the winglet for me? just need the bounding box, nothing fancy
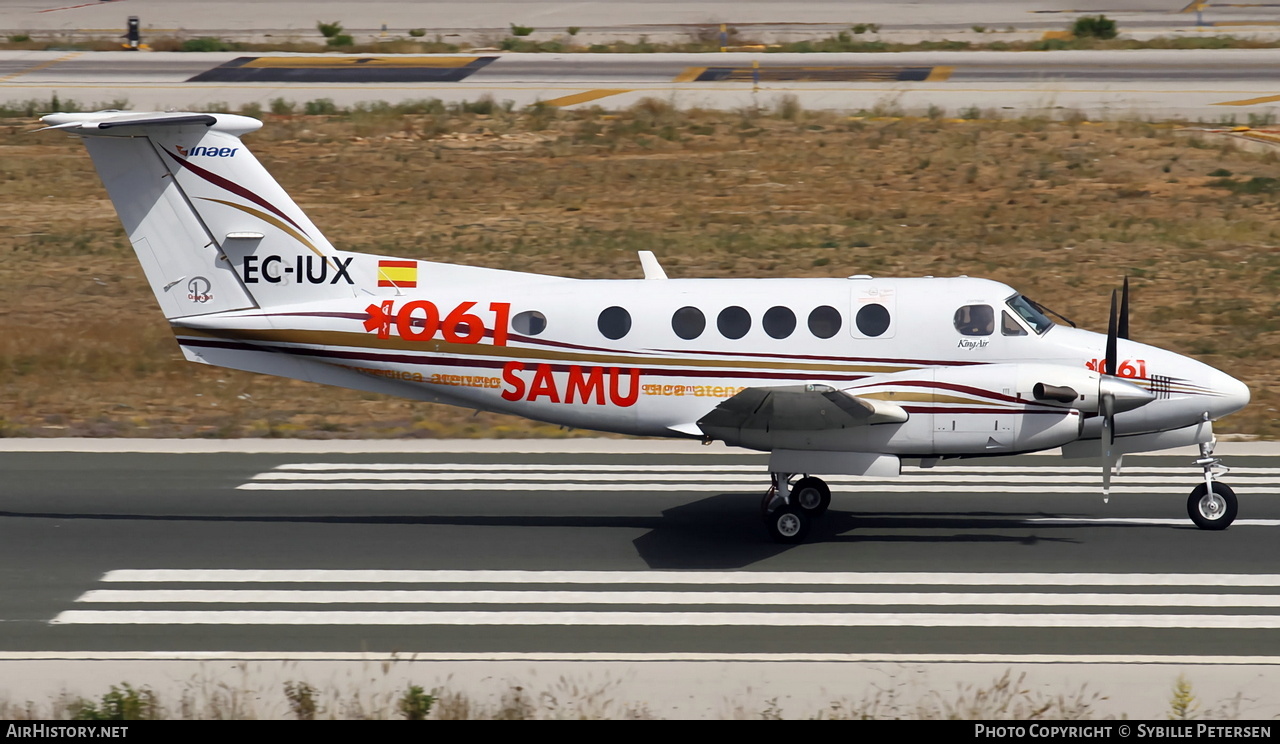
[638,250,668,280]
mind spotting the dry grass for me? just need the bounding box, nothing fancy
[1,104,1277,438]
[0,667,1259,719]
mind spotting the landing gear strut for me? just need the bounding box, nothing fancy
[1187,439,1237,530]
[762,473,829,543]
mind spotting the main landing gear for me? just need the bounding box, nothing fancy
[762,473,831,544]
[1188,439,1237,530]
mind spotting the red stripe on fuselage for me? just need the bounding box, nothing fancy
[848,378,1026,405]
[162,148,309,235]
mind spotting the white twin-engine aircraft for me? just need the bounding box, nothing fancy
[44,111,1251,543]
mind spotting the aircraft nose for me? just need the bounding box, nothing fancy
[1209,370,1251,420]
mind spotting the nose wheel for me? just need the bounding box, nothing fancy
[761,473,830,543]
[1188,482,1237,530]
[1187,439,1237,530]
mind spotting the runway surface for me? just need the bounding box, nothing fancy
[1,439,1278,716]
[3,441,1279,658]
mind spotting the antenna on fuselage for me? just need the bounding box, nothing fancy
[638,251,667,280]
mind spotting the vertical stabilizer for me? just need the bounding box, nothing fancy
[41,111,367,317]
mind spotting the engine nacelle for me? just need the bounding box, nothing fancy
[1018,363,1152,414]
[844,363,1086,455]
[934,364,1084,454]
[1017,363,1101,411]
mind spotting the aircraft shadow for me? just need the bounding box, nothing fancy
[634,494,1086,569]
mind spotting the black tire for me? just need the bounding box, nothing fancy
[766,506,810,544]
[792,476,831,516]
[1187,482,1237,531]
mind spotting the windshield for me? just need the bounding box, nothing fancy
[1005,294,1054,335]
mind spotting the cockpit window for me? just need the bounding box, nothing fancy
[1001,310,1027,336]
[1006,294,1054,335]
[954,304,994,336]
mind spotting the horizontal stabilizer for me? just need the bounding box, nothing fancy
[41,112,235,134]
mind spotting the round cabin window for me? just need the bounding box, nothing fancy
[671,306,706,340]
[763,306,797,339]
[807,306,842,339]
[855,303,891,337]
[511,310,547,336]
[717,306,751,339]
[598,306,632,340]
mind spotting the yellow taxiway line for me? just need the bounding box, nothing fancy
[1213,93,1280,106]
[540,89,634,107]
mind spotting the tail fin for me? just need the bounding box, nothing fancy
[41,111,361,318]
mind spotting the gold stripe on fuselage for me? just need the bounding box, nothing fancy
[174,326,921,376]
[856,391,1011,407]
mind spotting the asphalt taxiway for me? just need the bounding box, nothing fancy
[7,48,1280,119]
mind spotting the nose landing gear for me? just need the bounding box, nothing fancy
[1188,439,1237,530]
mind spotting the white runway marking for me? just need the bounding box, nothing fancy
[236,462,1280,496]
[49,610,1280,628]
[246,471,1271,484]
[100,570,1280,586]
[273,463,1280,475]
[238,483,1280,494]
[76,589,1280,608]
[1028,517,1280,526]
[61,570,1280,633]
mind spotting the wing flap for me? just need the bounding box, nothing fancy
[697,384,907,442]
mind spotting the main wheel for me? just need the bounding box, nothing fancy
[766,506,810,544]
[1187,482,1237,531]
[792,476,831,516]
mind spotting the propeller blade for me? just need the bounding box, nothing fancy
[1105,289,1118,377]
[1118,276,1130,341]
[1099,279,1129,503]
[1101,391,1116,504]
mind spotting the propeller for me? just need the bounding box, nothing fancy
[1100,288,1119,501]
[1031,277,1151,502]
[1098,277,1147,502]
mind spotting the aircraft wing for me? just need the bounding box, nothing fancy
[694,384,908,442]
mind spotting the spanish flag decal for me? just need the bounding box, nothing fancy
[377,260,418,288]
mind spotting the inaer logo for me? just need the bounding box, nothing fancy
[243,254,354,285]
[175,144,239,158]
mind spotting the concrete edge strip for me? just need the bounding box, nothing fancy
[1,651,1279,664]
